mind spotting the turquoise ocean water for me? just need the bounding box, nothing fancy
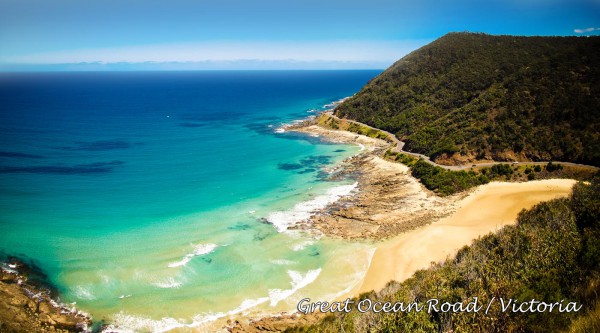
[0,71,380,331]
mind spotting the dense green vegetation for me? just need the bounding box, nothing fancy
[383,150,419,166]
[336,33,600,166]
[286,176,600,332]
[410,159,489,196]
[383,151,584,196]
[384,150,490,196]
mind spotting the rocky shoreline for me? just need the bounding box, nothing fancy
[0,259,91,333]
[225,312,324,333]
[286,124,464,240]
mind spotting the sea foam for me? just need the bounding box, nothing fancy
[103,295,270,333]
[167,243,218,268]
[153,277,183,289]
[72,285,96,301]
[267,183,357,232]
[104,268,321,332]
[268,269,322,306]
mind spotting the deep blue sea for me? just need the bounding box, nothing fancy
[0,71,380,331]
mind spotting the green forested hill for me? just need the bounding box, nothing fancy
[335,33,600,166]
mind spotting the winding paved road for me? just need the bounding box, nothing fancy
[325,112,599,171]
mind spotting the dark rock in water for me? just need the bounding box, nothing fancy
[1,255,59,298]
[334,149,346,153]
[300,155,332,165]
[201,257,213,264]
[243,122,276,135]
[278,163,303,170]
[309,251,320,257]
[228,223,252,231]
[254,230,275,241]
[279,155,334,172]
[316,171,331,180]
[257,217,271,224]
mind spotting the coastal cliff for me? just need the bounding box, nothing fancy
[335,32,600,166]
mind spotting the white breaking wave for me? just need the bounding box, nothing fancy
[274,122,292,133]
[153,277,183,289]
[323,97,351,109]
[268,269,322,306]
[102,314,183,333]
[104,295,270,333]
[274,117,314,134]
[267,183,357,232]
[167,243,218,268]
[168,257,192,268]
[190,296,270,326]
[103,268,322,332]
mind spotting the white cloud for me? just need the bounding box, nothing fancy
[0,40,430,65]
[574,27,600,33]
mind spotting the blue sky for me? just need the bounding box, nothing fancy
[1,0,599,70]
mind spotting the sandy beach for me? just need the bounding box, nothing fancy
[357,178,576,294]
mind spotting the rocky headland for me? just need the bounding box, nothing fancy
[0,259,91,333]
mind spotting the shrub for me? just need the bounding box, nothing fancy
[546,161,564,172]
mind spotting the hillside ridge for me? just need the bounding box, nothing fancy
[335,32,600,166]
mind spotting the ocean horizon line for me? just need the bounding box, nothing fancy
[0,61,389,72]
[0,68,384,74]
[0,68,385,73]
